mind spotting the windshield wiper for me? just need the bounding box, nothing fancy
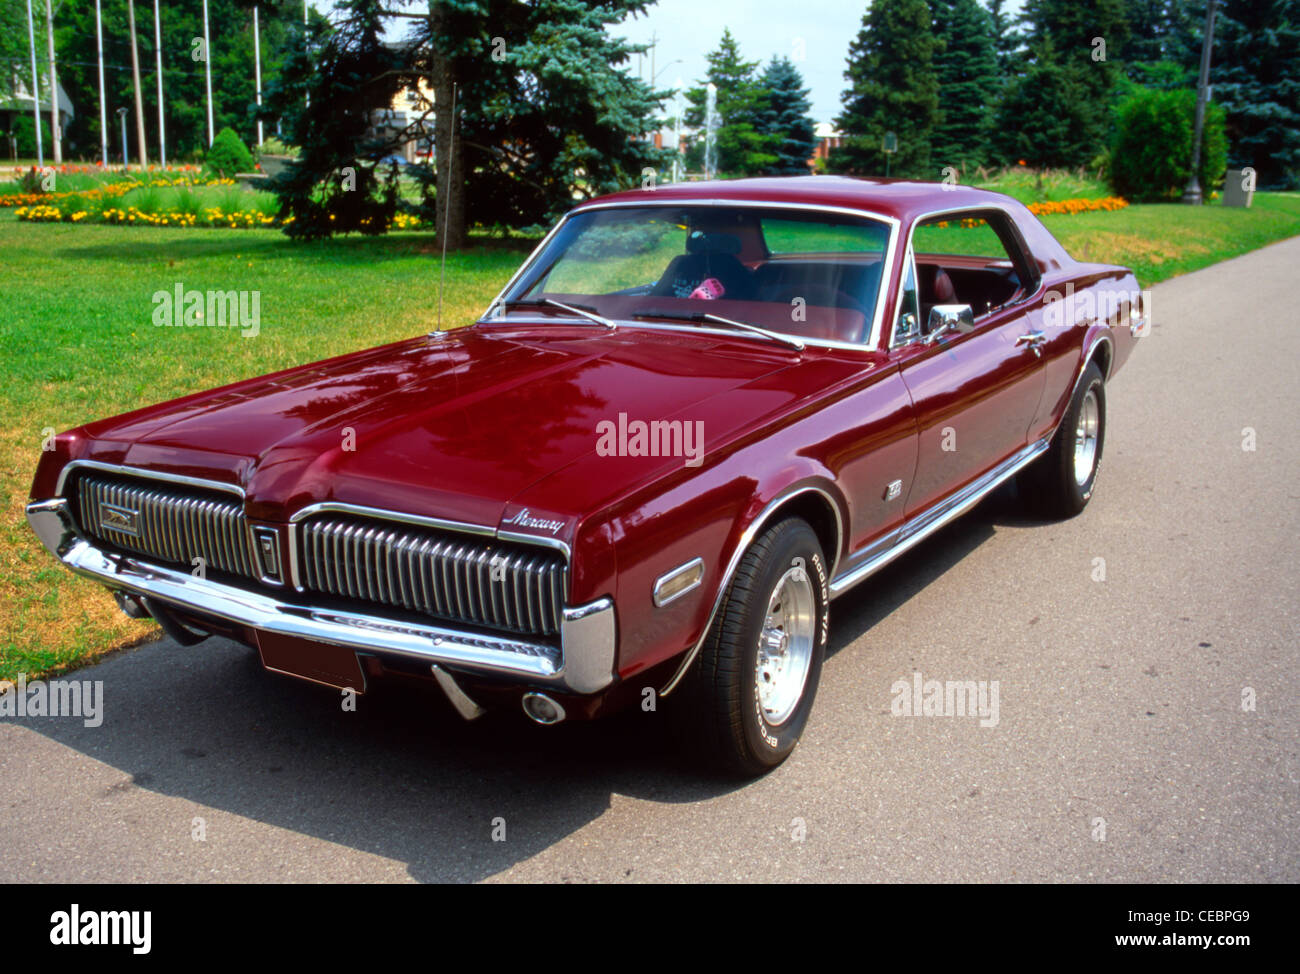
[497,297,617,331]
[631,309,804,351]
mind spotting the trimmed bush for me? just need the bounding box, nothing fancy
[205,128,255,177]
[1110,88,1227,202]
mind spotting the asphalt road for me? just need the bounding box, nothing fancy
[3,237,1298,883]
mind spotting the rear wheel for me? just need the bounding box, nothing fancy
[1022,360,1106,518]
[670,518,829,777]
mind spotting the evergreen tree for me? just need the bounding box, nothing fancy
[1192,0,1300,189]
[755,57,815,175]
[832,0,939,178]
[984,0,1024,77]
[272,0,668,241]
[1018,0,1132,165]
[930,0,999,173]
[268,0,403,238]
[1124,0,1196,85]
[989,38,1099,167]
[683,29,775,176]
[0,0,27,102]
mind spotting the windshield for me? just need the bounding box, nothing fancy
[492,204,893,345]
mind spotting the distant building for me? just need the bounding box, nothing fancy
[0,77,75,160]
[811,121,842,166]
[369,76,435,164]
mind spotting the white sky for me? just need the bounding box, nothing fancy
[370,0,1027,127]
[617,0,1026,125]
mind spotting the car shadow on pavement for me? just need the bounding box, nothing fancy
[7,631,738,882]
[8,484,1041,882]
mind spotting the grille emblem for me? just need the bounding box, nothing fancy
[99,502,140,536]
[253,526,282,583]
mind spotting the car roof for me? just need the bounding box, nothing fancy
[578,175,1024,225]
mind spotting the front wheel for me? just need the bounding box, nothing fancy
[1022,360,1106,518]
[669,518,830,777]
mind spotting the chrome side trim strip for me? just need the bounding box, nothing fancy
[828,435,1050,598]
[25,498,616,693]
[55,459,245,499]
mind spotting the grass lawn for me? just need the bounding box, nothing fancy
[2,192,1299,681]
[0,219,527,680]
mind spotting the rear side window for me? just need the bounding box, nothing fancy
[760,216,889,256]
[911,215,1009,260]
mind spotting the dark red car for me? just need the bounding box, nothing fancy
[28,177,1143,775]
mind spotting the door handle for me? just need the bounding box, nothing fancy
[1015,331,1046,357]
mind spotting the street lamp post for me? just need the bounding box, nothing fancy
[117,107,129,167]
[1183,0,1220,205]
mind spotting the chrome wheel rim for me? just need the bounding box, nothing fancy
[1074,389,1100,486]
[755,563,816,727]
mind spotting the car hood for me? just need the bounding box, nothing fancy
[75,323,810,528]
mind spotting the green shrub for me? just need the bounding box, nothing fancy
[205,127,255,177]
[1110,88,1227,202]
[8,115,53,161]
[256,136,299,160]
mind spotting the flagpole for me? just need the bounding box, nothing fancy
[154,0,166,168]
[202,0,214,145]
[43,0,61,163]
[24,0,43,167]
[254,5,263,146]
[94,0,107,166]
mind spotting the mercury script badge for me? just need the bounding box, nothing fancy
[501,508,565,535]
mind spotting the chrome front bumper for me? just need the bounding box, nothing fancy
[26,497,617,694]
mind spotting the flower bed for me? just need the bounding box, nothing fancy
[17,204,277,229]
[0,169,238,208]
[1026,196,1128,216]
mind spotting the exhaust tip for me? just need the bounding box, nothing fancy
[521,692,566,725]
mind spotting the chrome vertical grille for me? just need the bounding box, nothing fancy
[75,474,256,578]
[297,517,566,637]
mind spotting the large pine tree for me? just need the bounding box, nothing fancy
[1193,0,1300,189]
[755,57,816,175]
[989,37,1098,167]
[683,29,776,176]
[273,0,668,241]
[984,0,1023,76]
[930,0,999,173]
[1018,0,1131,164]
[832,0,939,178]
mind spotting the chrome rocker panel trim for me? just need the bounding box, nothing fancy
[26,498,616,695]
[659,434,1051,696]
[827,434,1050,597]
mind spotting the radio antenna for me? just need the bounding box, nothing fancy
[435,81,457,334]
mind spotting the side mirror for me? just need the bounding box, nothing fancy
[926,304,975,340]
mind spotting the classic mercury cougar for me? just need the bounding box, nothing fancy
[28,177,1144,775]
